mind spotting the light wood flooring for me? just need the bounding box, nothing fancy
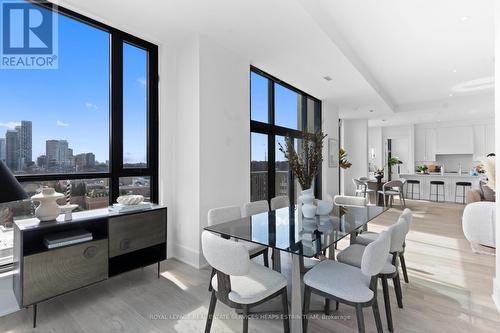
[0,200,499,332]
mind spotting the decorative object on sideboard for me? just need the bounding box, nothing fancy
[31,187,64,222]
[339,147,352,170]
[0,160,28,229]
[59,204,78,221]
[299,188,317,218]
[117,195,144,205]
[316,199,333,216]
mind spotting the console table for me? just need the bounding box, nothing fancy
[12,205,167,328]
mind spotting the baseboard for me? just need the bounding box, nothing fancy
[170,243,202,269]
[493,278,500,314]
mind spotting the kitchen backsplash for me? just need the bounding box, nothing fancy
[419,154,474,173]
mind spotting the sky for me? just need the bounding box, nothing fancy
[251,71,303,162]
[0,2,147,164]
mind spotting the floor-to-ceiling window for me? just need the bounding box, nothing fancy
[250,67,321,203]
[0,1,158,266]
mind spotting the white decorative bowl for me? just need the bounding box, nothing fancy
[316,200,334,216]
[116,195,144,205]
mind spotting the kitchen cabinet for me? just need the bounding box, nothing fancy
[473,124,495,161]
[436,126,473,154]
[415,127,436,161]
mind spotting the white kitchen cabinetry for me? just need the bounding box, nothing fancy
[436,126,473,154]
[473,124,495,161]
[414,127,436,162]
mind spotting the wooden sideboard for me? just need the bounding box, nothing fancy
[13,205,167,327]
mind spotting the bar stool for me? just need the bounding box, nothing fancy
[455,181,472,204]
[405,180,420,200]
[429,180,445,202]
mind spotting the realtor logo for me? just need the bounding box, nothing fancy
[1,0,58,69]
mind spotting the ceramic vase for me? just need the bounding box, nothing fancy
[31,187,64,222]
[299,187,316,218]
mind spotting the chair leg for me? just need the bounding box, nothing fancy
[281,289,290,333]
[303,286,311,333]
[242,305,249,333]
[355,304,366,333]
[208,268,216,291]
[399,253,409,283]
[324,298,330,315]
[393,274,404,309]
[263,248,269,268]
[381,276,394,332]
[204,291,217,333]
[372,298,383,333]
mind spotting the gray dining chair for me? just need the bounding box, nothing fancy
[303,230,391,333]
[207,206,269,292]
[337,210,411,332]
[201,231,289,333]
[355,208,412,283]
[270,195,290,210]
[378,180,405,208]
[242,200,269,217]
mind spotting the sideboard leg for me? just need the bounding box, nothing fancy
[33,303,37,328]
[157,261,161,279]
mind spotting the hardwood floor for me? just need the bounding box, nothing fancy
[1,200,499,332]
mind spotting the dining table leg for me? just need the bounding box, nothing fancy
[290,254,303,333]
[272,248,281,273]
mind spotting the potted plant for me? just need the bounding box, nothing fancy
[279,132,326,218]
[417,164,428,174]
[339,148,352,170]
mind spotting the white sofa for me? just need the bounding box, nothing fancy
[462,201,496,252]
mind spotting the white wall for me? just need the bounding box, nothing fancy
[341,119,368,195]
[494,1,500,314]
[368,126,383,170]
[321,102,340,199]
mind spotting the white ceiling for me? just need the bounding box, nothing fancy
[57,0,494,124]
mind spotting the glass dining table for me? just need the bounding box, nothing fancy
[204,204,387,333]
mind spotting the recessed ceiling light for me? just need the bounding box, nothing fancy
[452,69,457,73]
[460,16,470,22]
[381,119,386,122]
[369,109,374,113]
[449,93,454,97]
[323,76,332,81]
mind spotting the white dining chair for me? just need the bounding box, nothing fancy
[201,231,289,333]
[270,195,290,210]
[353,178,375,198]
[242,200,269,217]
[333,195,367,207]
[378,180,405,208]
[354,208,412,283]
[207,206,270,292]
[337,210,411,332]
[303,230,391,333]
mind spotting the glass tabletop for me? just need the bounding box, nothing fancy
[204,205,387,258]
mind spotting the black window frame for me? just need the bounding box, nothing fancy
[14,0,159,204]
[250,66,322,203]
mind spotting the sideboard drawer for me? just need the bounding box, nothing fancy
[109,209,166,258]
[23,239,108,305]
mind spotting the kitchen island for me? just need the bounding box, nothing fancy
[399,173,484,203]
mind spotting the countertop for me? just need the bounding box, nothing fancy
[400,172,483,178]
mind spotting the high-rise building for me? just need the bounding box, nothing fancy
[75,152,96,170]
[46,139,71,167]
[5,130,19,171]
[0,138,5,162]
[37,155,47,168]
[17,121,32,166]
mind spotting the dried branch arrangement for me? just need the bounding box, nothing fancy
[278,132,327,190]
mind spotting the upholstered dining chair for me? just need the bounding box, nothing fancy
[333,195,367,207]
[201,231,289,333]
[242,200,269,217]
[378,180,405,208]
[303,230,390,333]
[270,195,290,210]
[355,208,412,283]
[353,178,375,198]
[207,206,270,292]
[336,210,411,332]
